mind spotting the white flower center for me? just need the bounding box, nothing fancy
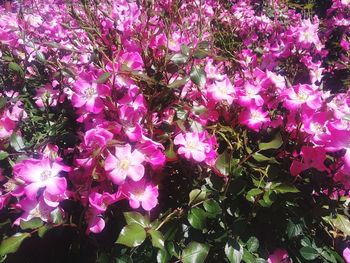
[119,159,130,170]
[83,86,97,99]
[40,170,52,181]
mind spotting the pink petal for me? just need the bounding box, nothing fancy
[45,177,67,195]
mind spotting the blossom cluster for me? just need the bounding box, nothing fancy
[0,0,350,261]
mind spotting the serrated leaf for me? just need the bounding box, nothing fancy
[190,66,206,88]
[188,208,207,230]
[299,247,318,260]
[0,233,31,255]
[96,72,111,84]
[123,212,149,227]
[116,223,146,247]
[20,218,43,230]
[330,214,350,236]
[182,242,209,263]
[148,229,164,249]
[203,199,221,215]
[259,133,283,150]
[246,237,259,253]
[189,189,206,205]
[0,151,9,160]
[225,240,243,263]
[170,53,188,65]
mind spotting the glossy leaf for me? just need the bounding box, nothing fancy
[0,233,31,256]
[182,242,209,263]
[225,240,243,263]
[190,66,206,88]
[116,223,146,247]
[148,229,165,249]
[188,208,207,230]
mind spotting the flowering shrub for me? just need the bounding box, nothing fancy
[1,0,350,262]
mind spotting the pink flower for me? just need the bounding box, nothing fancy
[238,107,270,132]
[268,249,291,263]
[89,191,120,213]
[72,73,110,114]
[13,157,70,200]
[207,76,235,104]
[343,247,350,263]
[0,114,15,139]
[86,209,105,234]
[104,144,145,185]
[84,127,113,148]
[174,132,211,162]
[119,179,159,211]
[284,84,321,111]
[290,146,328,176]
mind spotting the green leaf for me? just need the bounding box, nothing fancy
[8,62,24,77]
[190,66,206,88]
[259,133,283,150]
[20,218,43,230]
[252,153,278,163]
[36,51,46,63]
[50,209,63,224]
[157,249,170,263]
[189,189,206,205]
[171,53,188,65]
[215,151,231,176]
[225,240,243,263]
[246,237,259,253]
[10,134,26,152]
[273,183,299,194]
[38,224,53,238]
[188,208,207,230]
[182,242,209,263]
[286,219,303,239]
[299,247,319,260]
[181,44,190,56]
[123,212,149,227]
[203,199,221,215]
[115,255,133,263]
[96,72,111,84]
[148,229,165,249]
[0,151,9,160]
[330,214,350,236]
[116,223,146,247]
[246,188,263,202]
[0,233,31,255]
[168,77,189,89]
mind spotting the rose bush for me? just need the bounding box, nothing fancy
[1,0,350,262]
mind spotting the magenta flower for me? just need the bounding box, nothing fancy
[84,127,113,148]
[72,73,110,114]
[238,107,270,132]
[13,157,70,200]
[174,132,211,162]
[267,249,291,263]
[104,144,145,185]
[343,247,350,263]
[207,77,235,104]
[290,146,328,177]
[119,179,159,211]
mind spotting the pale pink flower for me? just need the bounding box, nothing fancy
[104,144,145,185]
[343,247,350,263]
[119,179,159,211]
[13,157,70,200]
[207,77,235,104]
[174,132,211,162]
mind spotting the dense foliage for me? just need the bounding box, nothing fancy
[1,0,350,262]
